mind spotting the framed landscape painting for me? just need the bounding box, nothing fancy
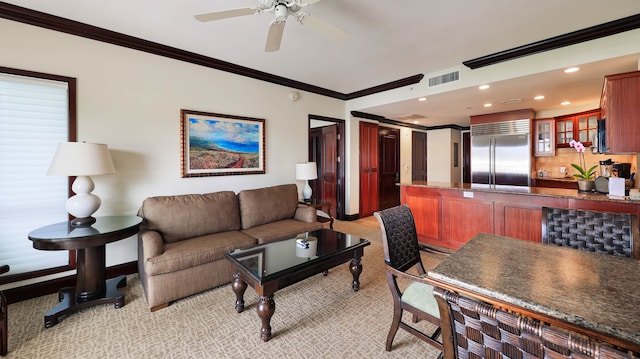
[180,109,265,177]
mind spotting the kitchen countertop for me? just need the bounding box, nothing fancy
[399,181,639,203]
[428,233,640,351]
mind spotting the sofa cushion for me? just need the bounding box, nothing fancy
[141,191,241,243]
[238,184,299,229]
[144,230,256,276]
[242,219,324,244]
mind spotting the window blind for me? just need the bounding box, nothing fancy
[0,73,70,275]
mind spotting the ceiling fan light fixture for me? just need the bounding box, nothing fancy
[274,4,289,22]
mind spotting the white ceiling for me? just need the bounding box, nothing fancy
[4,0,640,127]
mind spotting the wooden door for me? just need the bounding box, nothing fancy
[379,126,400,210]
[309,127,322,200]
[412,131,428,181]
[359,122,379,217]
[321,125,338,218]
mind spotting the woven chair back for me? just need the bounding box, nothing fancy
[542,207,639,259]
[374,204,422,273]
[433,287,634,359]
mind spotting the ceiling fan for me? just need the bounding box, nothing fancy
[194,0,348,52]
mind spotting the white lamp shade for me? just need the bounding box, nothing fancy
[47,142,116,176]
[295,162,317,180]
[46,142,115,227]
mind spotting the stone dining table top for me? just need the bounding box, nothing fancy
[428,233,640,350]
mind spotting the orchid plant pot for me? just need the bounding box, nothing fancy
[577,179,595,192]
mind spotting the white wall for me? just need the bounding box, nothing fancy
[427,128,454,182]
[0,19,344,283]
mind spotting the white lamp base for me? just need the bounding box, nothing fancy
[302,180,312,201]
[66,176,101,227]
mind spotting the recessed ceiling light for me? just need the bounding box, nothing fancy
[413,120,420,124]
[534,95,545,100]
[564,67,580,73]
[418,97,427,102]
[483,103,492,107]
[478,84,490,90]
[561,101,571,106]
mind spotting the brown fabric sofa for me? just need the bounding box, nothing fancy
[137,184,323,311]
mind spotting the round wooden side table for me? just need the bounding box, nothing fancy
[28,215,142,328]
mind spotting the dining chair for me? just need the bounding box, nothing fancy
[0,264,9,356]
[374,204,443,354]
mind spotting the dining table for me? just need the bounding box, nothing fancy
[427,232,640,356]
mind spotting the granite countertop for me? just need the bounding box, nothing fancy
[399,181,639,203]
[428,233,640,349]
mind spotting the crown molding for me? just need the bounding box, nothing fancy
[464,13,640,69]
[0,2,422,100]
[351,111,468,131]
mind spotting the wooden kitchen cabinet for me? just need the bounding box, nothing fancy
[533,118,555,156]
[403,190,441,243]
[555,109,599,147]
[442,196,493,248]
[601,70,640,153]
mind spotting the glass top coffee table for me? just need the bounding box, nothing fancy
[225,228,371,342]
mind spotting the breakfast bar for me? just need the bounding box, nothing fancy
[400,181,640,250]
[428,233,640,357]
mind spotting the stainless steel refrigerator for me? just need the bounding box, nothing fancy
[471,119,531,187]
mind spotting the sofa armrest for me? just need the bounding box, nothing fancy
[139,229,164,259]
[294,205,317,223]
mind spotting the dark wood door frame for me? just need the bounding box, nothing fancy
[308,114,346,220]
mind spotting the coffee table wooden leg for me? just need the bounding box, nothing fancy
[349,257,363,291]
[231,272,247,313]
[257,295,275,342]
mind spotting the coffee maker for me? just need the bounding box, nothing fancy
[612,163,632,179]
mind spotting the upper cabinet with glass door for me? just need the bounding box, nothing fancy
[554,109,599,148]
[534,118,555,157]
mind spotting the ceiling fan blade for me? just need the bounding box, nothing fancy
[299,14,348,42]
[265,21,286,52]
[194,8,257,22]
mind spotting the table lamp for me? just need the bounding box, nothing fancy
[47,142,116,227]
[296,162,317,201]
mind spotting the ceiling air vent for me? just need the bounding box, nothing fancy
[428,70,460,87]
[500,98,523,105]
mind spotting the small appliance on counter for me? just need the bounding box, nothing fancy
[594,159,615,194]
[612,163,632,179]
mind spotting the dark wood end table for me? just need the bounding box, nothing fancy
[28,215,142,328]
[299,199,334,228]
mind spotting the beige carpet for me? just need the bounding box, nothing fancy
[5,218,446,358]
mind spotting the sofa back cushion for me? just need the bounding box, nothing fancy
[140,191,241,243]
[238,184,298,229]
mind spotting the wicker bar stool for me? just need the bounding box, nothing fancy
[541,207,639,259]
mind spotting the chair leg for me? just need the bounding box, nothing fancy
[386,305,403,351]
[0,299,6,356]
[0,321,5,357]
